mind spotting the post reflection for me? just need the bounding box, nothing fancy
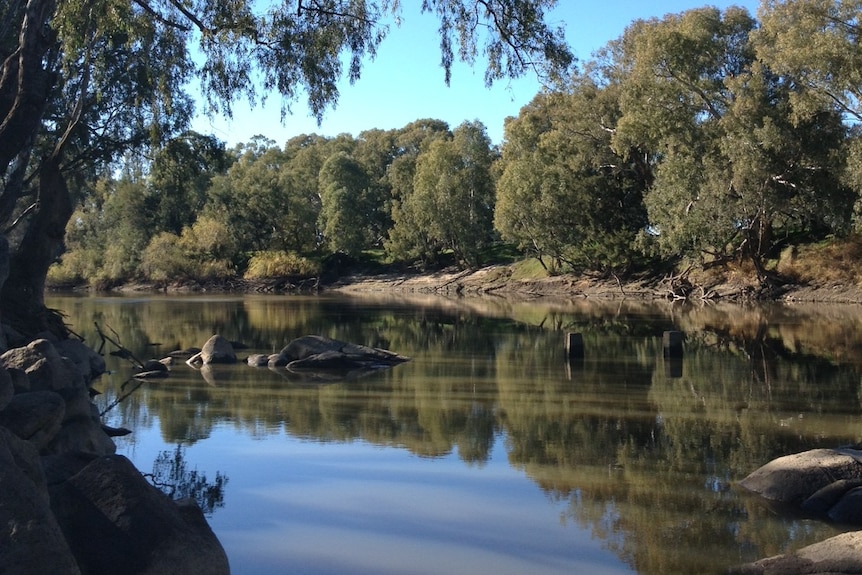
[47,294,861,574]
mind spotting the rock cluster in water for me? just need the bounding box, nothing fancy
[735,447,862,574]
[184,334,410,382]
[0,332,229,575]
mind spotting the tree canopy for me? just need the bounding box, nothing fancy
[0,0,573,337]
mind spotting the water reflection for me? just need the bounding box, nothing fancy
[46,293,862,574]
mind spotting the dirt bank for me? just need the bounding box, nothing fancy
[327,264,862,304]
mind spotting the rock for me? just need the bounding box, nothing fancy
[738,447,862,572]
[801,478,862,516]
[141,359,169,373]
[54,339,106,384]
[0,390,66,450]
[0,339,84,393]
[55,386,95,422]
[267,353,288,367]
[277,335,410,371]
[199,335,237,365]
[50,455,230,575]
[167,347,201,359]
[101,425,132,437]
[0,427,80,575]
[7,367,29,393]
[828,486,862,524]
[246,353,269,367]
[0,364,13,411]
[735,531,862,574]
[279,334,408,366]
[43,417,116,457]
[738,448,862,506]
[288,349,372,370]
[41,451,100,486]
[0,235,7,351]
[133,370,170,380]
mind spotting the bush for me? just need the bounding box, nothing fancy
[47,249,96,287]
[244,251,321,279]
[140,232,192,282]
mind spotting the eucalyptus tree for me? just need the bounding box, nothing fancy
[317,150,377,255]
[755,0,862,225]
[353,128,401,242]
[495,78,650,275]
[407,120,497,268]
[0,0,573,337]
[385,119,452,264]
[755,0,862,123]
[610,7,852,277]
[147,131,231,236]
[206,140,320,255]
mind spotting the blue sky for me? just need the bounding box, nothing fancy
[191,1,761,147]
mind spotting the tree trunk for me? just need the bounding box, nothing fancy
[1,156,72,338]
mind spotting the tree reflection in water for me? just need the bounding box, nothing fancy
[145,444,228,516]
[46,294,862,574]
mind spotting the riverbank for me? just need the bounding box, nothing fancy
[325,263,862,304]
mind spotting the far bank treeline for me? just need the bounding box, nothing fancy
[51,4,862,289]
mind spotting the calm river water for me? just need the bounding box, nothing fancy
[45,292,862,575]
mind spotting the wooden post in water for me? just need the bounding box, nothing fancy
[566,332,584,360]
[565,332,584,379]
[663,331,684,378]
[663,331,684,358]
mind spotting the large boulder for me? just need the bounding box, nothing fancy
[50,455,230,575]
[739,448,862,510]
[0,390,66,450]
[734,531,862,574]
[0,335,229,575]
[0,339,84,392]
[54,339,106,384]
[737,447,862,573]
[276,335,410,372]
[198,335,237,365]
[0,427,80,575]
[0,365,13,411]
[0,235,8,352]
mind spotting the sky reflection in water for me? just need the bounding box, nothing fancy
[47,294,862,575]
[115,420,631,575]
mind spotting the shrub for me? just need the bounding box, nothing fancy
[244,251,320,279]
[140,232,192,282]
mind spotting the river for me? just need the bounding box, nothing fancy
[45,292,862,575]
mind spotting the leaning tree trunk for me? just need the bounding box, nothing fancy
[0,0,61,340]
[1,157,73,338]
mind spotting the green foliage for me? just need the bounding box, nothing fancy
[244,251,321,279]
[206,140,321,254]
[610,6,852,271]
[36,1,862,290]
[318,151,378,255]
[755,0,862,123]
[495,85,650,274]
[385,120,453,265]
[147,132,231,235]
[405,121,498,269]
[140,232,191,282]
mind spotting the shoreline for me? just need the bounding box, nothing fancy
[326,264,862,305]
[56,263,862,305]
